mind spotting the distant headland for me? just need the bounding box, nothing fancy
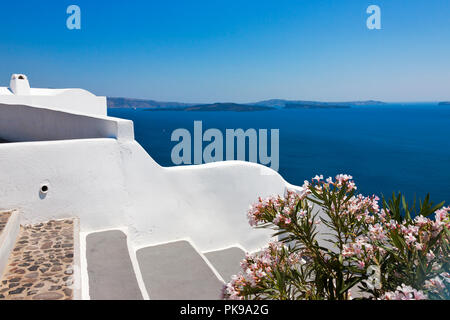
[248,99,386,108]
[108,97,386,112]
[144,103,274,112]
[438,102,450,106]
[284,103,350,109]
[107,97,194,109]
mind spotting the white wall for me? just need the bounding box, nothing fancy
[122,142,287,251]
[0,139,131,228]
[0,136,295,252]
[0,103,133,142]
[0,88,106,116]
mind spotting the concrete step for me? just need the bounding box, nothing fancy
[0,211,20,279]
[86,230,143,300]
[0,218,79,300]
[137,240,224,300]
[204,247,245,282]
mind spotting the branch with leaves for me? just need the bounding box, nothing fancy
[223,175,449,300]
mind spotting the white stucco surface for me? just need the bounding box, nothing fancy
[0,74,303,254]
[0,74,326,300]
[0,136,294,252]
[0,74,106,115]
[0,103,133,142]
[0,89,106,116]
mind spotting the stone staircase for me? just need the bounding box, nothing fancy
[0,211,248,300]
[85,230,246,300]
[85,230,143,300]
[0,212,79,300]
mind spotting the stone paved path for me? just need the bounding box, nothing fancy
[0,211,12,235]
[0,219,75,300]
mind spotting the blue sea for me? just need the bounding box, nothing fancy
[108,104,450,205]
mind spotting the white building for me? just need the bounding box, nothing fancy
[0,74,303,300]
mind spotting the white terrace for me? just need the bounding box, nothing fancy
[0,74,304,300]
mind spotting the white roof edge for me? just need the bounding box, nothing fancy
[0,86,103,98]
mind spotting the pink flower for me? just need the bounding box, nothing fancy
[347,180,357,191]
[312,175,323,181]
[273,213,282,225]
[426,250,435,262]
[357,260,365,269]
[435,207,449,225]
[380,284,427,300]
[335,174,353,184]
[223,241,306,300]
[298,209,307,218]
[425,276,445,292]
[369,223,387,241]
[386,219,399,230]
[342,245,354,257]
[404,234,417,245]
[414,215,429,227]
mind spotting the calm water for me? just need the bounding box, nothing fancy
[109,104,450,205]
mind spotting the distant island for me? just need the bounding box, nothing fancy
[145,103,274,112]
[284,103,350,109]
[107,97,196,109]
[438,102,450,106]
[250,99,386,108]
[107,97,387,111]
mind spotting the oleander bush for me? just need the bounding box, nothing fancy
[223,174,449,300]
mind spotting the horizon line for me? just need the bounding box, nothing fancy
[106,96,448,104]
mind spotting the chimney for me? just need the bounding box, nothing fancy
[9,74,31,95]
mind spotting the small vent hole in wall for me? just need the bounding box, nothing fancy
[18,75,25,80]
[39,183,49,200]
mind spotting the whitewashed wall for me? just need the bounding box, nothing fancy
[0,88,106,116]
[0,103,133,142]
[0,138,295,252]
[0,99,307,252]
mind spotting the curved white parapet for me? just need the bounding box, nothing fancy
[0,136,297,253]
[0,75,302,253]
[122,141,291,252]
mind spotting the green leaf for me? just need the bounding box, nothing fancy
[338,277,363,295]
[402,195,411,221]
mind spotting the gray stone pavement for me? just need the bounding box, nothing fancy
[137,240,224,300]
[86,230,143,300]
[204,247,245,282]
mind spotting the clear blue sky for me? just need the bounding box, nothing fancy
[0,0,449,102]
